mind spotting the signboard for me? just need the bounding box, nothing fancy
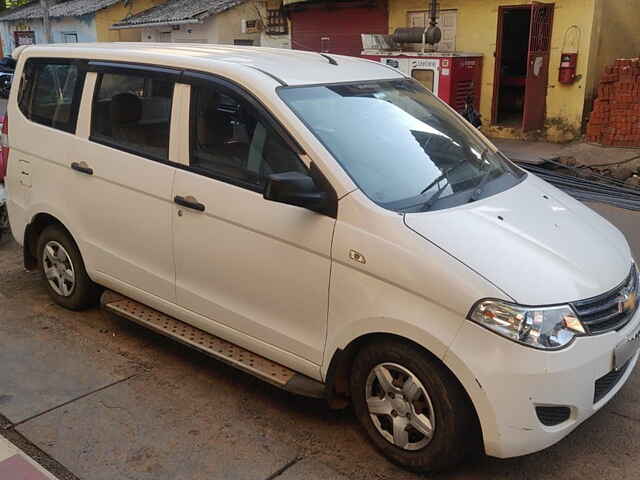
[14,31,35,47]
[409,58,439,70]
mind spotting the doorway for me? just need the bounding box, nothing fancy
[492,3,554,131]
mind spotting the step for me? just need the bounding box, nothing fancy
[100,290,325,398]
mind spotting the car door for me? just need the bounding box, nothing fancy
[171,74,335,367]
[69,64,180,300]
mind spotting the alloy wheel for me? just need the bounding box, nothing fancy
[365,362,436,451]
[42,240,76,297]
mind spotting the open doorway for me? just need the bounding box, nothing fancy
[492,3,554,131]
[495,7,530,126]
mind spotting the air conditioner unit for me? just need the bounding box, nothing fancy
[241,19,261,34]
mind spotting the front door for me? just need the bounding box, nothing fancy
[522,2,554,132]
[172,77,335,366]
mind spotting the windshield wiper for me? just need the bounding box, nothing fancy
[421,178,451,211]
[468,149,498,202]
[468,169,493,202]
[419,159,467,195]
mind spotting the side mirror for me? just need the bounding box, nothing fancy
[264,171,328,213]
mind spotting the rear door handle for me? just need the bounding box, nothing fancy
[71,161,93,175]
[174,195,205,212]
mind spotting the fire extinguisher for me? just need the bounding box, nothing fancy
[559,25,580,84]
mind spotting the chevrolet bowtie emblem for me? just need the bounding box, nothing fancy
[619,291,637,313]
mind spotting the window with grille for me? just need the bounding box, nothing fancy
[266,8,288,35]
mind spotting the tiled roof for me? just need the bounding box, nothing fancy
[0,0,122,21]
[113,0,246,28]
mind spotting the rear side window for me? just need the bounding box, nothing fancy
[91,72,174,161]
[18,59,84,133]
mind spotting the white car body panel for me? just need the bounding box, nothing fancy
[405,174,632,305]
[171,168,334,366]
[5,43,638,461]
[445,308,640,457]
[324,189,511,372]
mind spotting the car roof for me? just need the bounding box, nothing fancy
[15,43,404,86]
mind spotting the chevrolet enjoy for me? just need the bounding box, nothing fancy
[5,43,639,472]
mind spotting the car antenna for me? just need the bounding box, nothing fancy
[320,53,338,66]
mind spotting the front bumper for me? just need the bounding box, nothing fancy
[445,306,640,458]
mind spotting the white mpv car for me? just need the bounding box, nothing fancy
[5,43,639,472]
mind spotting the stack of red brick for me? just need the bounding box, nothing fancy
[587,58,640,147]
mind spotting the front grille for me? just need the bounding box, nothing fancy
[535,406,571,426]
[572,266,638,335]
[594,360,631,403]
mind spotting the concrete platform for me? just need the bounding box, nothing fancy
[0,436,58,480]
[492,137,640,167]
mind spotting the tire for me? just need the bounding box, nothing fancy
[350,338,476,473]
[37,224,100,310]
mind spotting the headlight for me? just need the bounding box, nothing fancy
[468,300,585,350]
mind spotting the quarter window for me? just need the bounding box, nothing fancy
[18,59,84,133]
[91,72,174,161]
[189,85,306,190]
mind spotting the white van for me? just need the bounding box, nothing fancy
[5,43,639,472]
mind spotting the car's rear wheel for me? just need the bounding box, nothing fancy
[350,338,476,472]
[37,225,100,310]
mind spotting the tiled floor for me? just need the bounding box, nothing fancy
[0,436,57,480]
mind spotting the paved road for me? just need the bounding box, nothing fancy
[1,204,640,477]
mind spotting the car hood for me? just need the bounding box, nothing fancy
[404,174,633,305]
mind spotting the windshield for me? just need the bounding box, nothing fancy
[278,79,524,212]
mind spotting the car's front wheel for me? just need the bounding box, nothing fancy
[350,338,477,472]
[37,225,100,310]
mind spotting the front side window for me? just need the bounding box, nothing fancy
[189,84,306,190]
[279,79,524,212]
[91,72,174,160]
[18,59,84,133]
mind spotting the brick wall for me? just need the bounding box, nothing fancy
[587,58,640,147]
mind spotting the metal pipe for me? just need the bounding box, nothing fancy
[517,162,640,211]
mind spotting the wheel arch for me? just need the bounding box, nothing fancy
[23,212,79,270]
[324,331,485,450]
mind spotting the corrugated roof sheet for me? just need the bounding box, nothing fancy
[113,0,246,27]
[0,0,122,21]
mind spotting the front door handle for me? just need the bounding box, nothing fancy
[174,195,205,212]
[71,161,93,175]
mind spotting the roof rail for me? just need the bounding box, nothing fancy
[248,66,288,86]
[319,53,338,66]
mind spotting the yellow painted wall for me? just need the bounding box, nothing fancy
[388,0,598,141]
[95,0,167,42]
[210,2,263,45]
[586,0,640,101]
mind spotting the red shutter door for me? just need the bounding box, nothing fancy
[290,6,388,57]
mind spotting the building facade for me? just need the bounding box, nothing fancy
[112,0,291,48]
[0,0,163,55]
[283,0,640,142]
[388,0,640,142]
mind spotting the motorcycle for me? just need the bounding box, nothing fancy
[462,94,482,128]
[0,72,13,99]
[0,57,16,99]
